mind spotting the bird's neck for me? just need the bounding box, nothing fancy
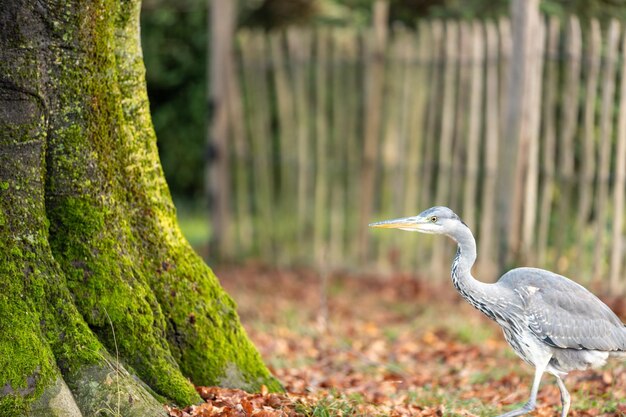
[449,225,497,320]
[449,225,477,276]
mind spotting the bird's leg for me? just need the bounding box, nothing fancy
[554,375,570,417]
[496,359,549,417]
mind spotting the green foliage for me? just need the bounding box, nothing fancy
[542,0,626,23]
[141,0,208,199]
[242,0,319,28]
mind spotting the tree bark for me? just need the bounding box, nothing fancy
[0,1,280,416]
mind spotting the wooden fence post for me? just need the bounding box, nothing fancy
[593,20,620,281]
[536,18,560,268]
[462,22,485,233]
[207,0,236,258]
[358,0,388,262]
[313,28,330,265]
[497,0,540,270]
[477,21,500,280]
[287,29,313,259]
[610,29,626,293]
[431,20,459,278]
[576,19,601,273]
[228,32,252,257]
[520,16,546,263]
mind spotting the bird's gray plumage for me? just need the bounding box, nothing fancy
[500,267,626,353]
[369,206,626,417]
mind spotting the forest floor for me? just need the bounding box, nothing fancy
[167,264,626,417]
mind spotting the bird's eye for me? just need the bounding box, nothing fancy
[430,216,438,223]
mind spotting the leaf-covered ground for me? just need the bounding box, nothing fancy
[168,265,626,417]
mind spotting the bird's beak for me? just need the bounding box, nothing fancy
[368,216,425,230]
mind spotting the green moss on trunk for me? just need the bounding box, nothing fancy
[0,31,78,412]
[0,6,169,412]
[47,197,200,405]
[111,0,282,392]
[43,0,201,406]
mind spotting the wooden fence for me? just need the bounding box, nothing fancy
[216,16,626,292]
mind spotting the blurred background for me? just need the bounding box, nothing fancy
[141,0,626,294]
[145,4,626,413]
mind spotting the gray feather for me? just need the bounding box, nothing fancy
[498,267,626,352]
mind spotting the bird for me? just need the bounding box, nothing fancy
[369,206,626,417]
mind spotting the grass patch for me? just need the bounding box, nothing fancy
[174,199,210,248]
[405,387,500,416]
[572,390,622,413]
[295,395,363,417]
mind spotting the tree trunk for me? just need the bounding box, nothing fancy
[0,1,280,416]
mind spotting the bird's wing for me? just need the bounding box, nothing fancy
[500,268,626,351]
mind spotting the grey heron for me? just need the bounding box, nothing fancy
[369,206,626,417]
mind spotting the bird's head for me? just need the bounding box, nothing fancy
[369,206,465,235]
